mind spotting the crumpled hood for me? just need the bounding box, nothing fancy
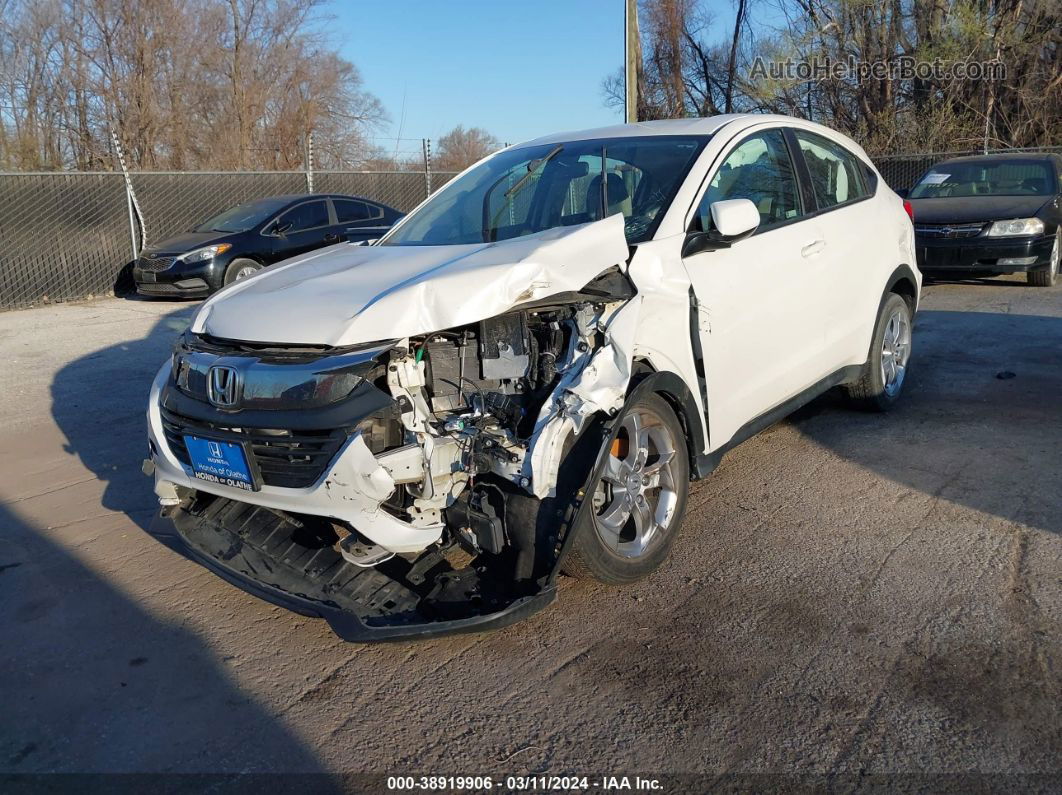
[191,214,630,346]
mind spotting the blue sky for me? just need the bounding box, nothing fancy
[327,0,742,151]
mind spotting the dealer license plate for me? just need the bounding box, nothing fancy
[183,435,258,492]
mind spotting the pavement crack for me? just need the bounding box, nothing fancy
[1,475,99,505]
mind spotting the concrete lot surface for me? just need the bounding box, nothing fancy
[0,278,1059,785]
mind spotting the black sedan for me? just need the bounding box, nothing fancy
[133,194,403,297]
[902,153,1062,286]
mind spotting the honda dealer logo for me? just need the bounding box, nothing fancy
[207,365,241,408]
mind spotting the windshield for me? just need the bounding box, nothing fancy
[909,160,1056,199]
[195,198,290,233]
[381,135,707,246]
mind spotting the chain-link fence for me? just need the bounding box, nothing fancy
[0,169,459,310]
[2,145,1060,310]
[0,172,130,308]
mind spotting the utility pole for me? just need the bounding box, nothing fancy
[625,0,640,123]
[422,138,432,197]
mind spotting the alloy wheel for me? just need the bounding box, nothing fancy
[881,306,912,397]
[591,404,681,559]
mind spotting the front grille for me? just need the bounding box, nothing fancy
[161,408,348,489]
[913,222,986,239]
[137,255,177,272]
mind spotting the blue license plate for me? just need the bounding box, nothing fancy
[183,435,258,491]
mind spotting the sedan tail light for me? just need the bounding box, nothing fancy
[903,200,914,221]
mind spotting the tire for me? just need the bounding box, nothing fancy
[223,258,263,285]
[1026,230,1059,287]
[563,392,689,585]
[845,292,913,412]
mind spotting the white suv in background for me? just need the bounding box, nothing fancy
[146,114,919,641]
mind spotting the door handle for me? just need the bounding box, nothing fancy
[801,239,826,258]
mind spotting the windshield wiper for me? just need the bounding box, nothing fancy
[504,144,563,200]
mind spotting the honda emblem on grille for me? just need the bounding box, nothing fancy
[207,365,241,408]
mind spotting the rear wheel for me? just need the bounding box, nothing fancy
[1027,229,1059,287]
[223,258,263,285]
[845,292,913,411]
[564,393,689,584]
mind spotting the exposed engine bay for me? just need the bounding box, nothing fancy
[148,266,641,639]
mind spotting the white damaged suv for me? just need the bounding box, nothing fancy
[146,114,919,640]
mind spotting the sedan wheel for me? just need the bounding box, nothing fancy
[223,257,264,286]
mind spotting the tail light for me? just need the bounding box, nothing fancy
[903,200,914,222]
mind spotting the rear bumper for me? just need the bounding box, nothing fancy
[148,503,557,643]
[917,234,1054,273]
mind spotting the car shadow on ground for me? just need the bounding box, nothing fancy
[50,306,197,531]
[789,308,1061,535]
[0,503,335,778]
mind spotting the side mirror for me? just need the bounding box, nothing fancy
[683,198,760,257]
[271,221,293,237]
[895,187,909,199]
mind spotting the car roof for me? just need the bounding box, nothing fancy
[241,193,386,206]
[517,113,840,147]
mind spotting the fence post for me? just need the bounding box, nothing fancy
[422,138,432,198]
[306,130,315,193]
[111,129,146,254]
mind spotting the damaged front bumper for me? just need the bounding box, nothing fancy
[148,499,557,642]
[147,410,613,641]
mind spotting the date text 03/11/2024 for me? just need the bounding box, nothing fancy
[385,775,663,791]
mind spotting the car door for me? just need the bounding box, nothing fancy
[268,199,337,261]
[789,129,878,367]
[681,127,833,448]
[332,198,392,243]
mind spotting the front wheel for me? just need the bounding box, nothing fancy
[844,292,913,411]
[564,393,689,585]
[223,258,263,286]
[1027,229,1059,287]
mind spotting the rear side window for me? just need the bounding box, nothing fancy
[794,131,869,209]
[696,129,803,231]
[279,200,330,232]
[334,199,382,223]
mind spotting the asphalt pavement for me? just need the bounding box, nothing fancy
[0,276,1058,788]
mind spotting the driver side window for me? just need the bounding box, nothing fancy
[696,130,802,232]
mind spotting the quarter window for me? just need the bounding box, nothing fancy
[794,131,869,209]
[278,200,330,232]
[696,130,802,232]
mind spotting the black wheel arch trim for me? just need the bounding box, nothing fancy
[885,263,920,314]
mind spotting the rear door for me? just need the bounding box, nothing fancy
[269,199,336,261]
[681,127,833,447]
[332,198,392,242]
[789,129,878,367]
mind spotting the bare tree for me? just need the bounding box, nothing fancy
[605,0,1061,154]
[0,0,387,170]
[432,125,500,171]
